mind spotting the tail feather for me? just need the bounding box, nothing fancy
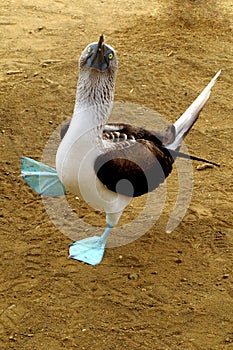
[166,70,221,151]
[169,149,220,167]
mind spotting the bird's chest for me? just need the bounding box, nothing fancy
[56,124,102,198]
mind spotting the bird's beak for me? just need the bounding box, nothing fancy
[87,34,108,71]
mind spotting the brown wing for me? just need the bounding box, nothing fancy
[94,139,174,197]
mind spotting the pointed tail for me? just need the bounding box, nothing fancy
[165,70,221,151]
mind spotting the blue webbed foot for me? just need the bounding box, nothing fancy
[69,236,106,266]
[69,225,112,266]
[20,156,65,197]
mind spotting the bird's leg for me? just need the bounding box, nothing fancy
[69,224,112,266]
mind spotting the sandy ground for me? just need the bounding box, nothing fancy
[1,0,233,349]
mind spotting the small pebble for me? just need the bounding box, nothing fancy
[128,273,139,280]
[62,336,69,341]
[225,337,233,344]
[180,278,187,282]
[175,258,182,264]
[6,70,21,75]
[197,164,214,170]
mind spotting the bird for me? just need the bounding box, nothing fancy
[21,34,221,266]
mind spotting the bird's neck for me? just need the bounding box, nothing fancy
[73,70,116,129]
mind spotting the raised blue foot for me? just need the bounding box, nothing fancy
[20,156,65,197]
[69,225,112,265]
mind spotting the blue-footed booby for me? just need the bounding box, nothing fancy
[21,34,220,265]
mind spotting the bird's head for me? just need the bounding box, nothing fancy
[79,34,118,75]
[76,35,118,110]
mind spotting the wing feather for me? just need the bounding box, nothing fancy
[95,140,174,197]
[60,121,175,146]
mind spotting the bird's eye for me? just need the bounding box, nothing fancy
[87,46,91,53]
[108,52,113,60]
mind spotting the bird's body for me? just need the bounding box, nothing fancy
[21,34,221,265]
[56,108,132,225]
[56,36,177,229]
